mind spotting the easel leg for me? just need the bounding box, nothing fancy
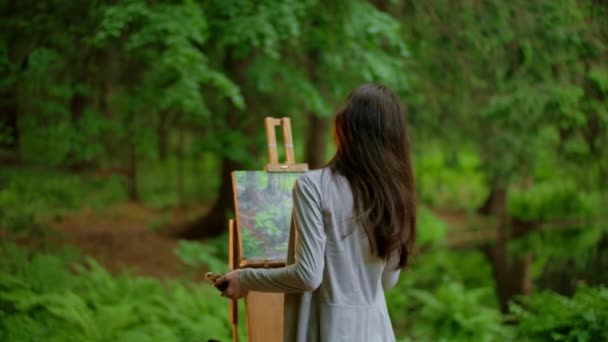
[229,220,239,342]
[231,299,238,342]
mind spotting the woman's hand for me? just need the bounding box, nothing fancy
[216,270,248,300]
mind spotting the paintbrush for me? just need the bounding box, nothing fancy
[204,272,229,291]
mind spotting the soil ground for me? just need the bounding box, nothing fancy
[5,203,471,280]
[47,202,211,279]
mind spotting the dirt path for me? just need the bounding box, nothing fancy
[34,204,486,280]
[49,202,211,279]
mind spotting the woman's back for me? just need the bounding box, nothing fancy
[313,168,393,305]
[280,168,399,342]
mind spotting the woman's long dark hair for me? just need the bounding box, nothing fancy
[329,84,416,269]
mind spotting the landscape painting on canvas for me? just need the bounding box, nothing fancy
[232,171,301,263]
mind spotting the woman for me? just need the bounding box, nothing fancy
[216,84,416,342]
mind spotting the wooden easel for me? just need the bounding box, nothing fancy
[262,117,308,173]
[228,117,308,342]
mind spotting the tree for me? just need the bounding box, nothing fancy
[397,0,607,311]
[177,0,315,237]
[179,0,410,237]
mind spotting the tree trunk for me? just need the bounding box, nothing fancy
[177,46,258,239]
[179,157,242,239]
[0,87,20,161]
[479,187,532,313]
[177,127,185,206]
[67,42,94,146]
[305,113,329,168]
[158,111,169,161]
[482,241,533,313]
[70,90,88,122]
[371,0,391,12]
[303,45,329,169]
[127,137,139,201]
[66,78,92,169]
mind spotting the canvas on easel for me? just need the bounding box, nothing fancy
[232,171,299,266]
[228,117,308,342]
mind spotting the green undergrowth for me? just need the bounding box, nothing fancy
[387,249,506,341]
[1,241,606,342]
[174,233,230,278]
[0,242,245,342]
[387,248,608,342]
[510,287,608,341]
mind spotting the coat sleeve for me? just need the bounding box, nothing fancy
[239,176,327,293]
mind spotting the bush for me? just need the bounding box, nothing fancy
[0,242,244,342]
[507,181,600,222]
[417,206,449,246]
[386,248,500,340]
[414,146,487,210]
[409,283,511,342]
[174,234,229,278]
[511,287,608,341]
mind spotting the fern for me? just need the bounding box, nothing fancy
[511,287,608,341]
[0,242,245,341]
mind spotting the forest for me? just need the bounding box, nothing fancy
[1,0,607,341]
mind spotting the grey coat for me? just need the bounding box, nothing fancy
[240,168,400,342]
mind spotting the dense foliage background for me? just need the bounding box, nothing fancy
[1,0,607,341]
